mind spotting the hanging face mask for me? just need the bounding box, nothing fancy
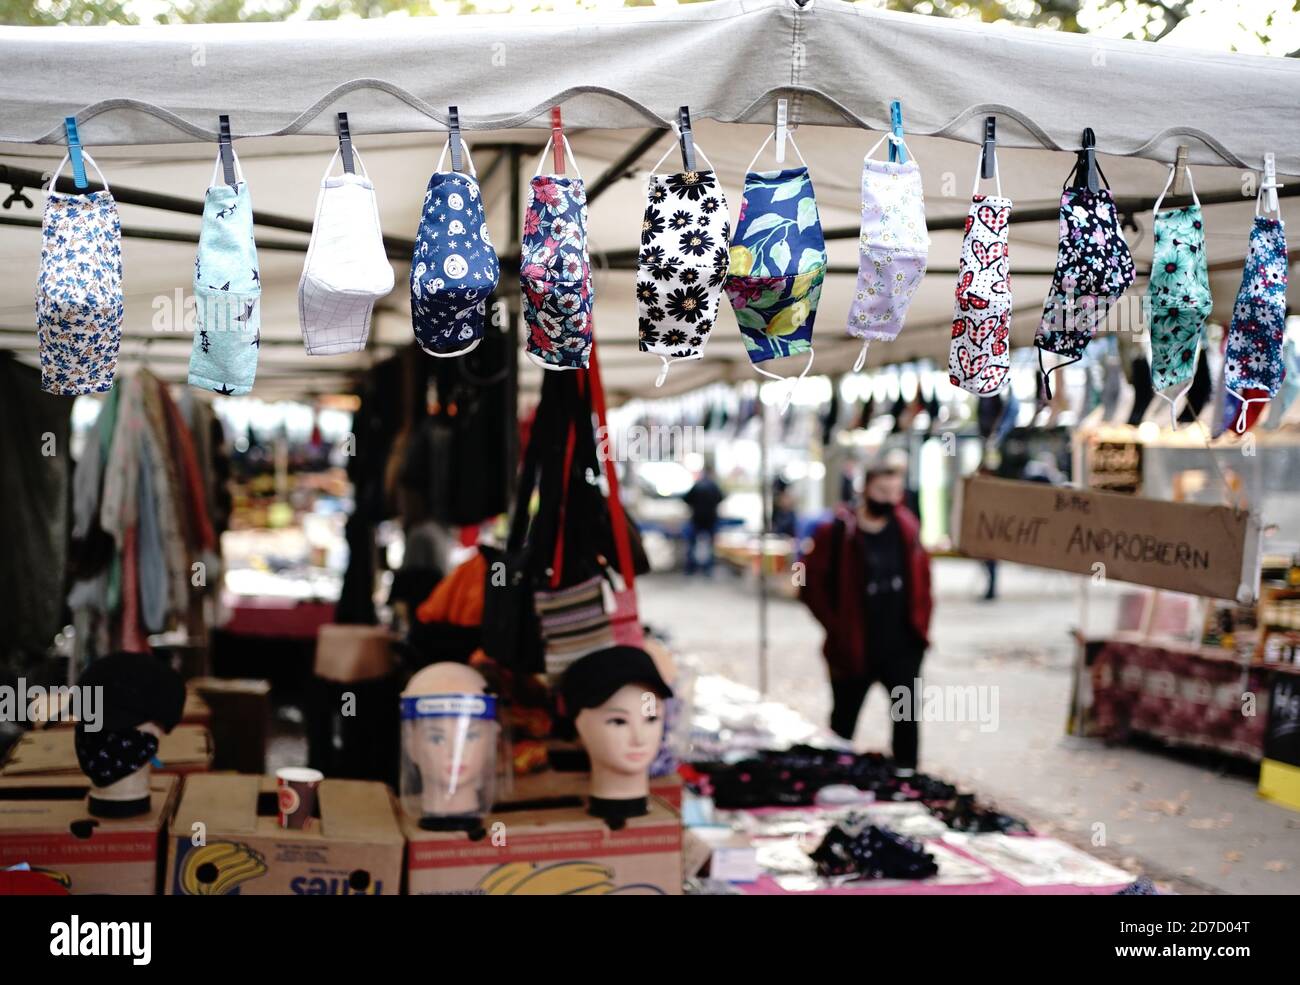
[724,131,827,407]
[520,134,593,371]
[1145,165,1212,426]
[189,151,261,395]
[1035,159,1136,396]
[1224,182,1287,433]
[847,133,929,372]
[412,138,499,357]
[299,147,395,355]
[948,146,1013,397]
[1263,338,1300,431]
[34,152,123,396]
[636,136,730,387]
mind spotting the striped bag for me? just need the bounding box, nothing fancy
[535,575,614,680]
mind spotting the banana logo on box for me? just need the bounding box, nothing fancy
[475,861,664,895]
[178,841,268,895]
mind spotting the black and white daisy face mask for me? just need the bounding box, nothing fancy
[75,726,160,788]
[635,136,730,387]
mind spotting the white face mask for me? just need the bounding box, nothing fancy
[299,147,395,355]
[35,151,124,396]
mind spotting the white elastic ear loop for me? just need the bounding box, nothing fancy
[1228,388,1267,434]
[753,348,816,415]
[853,338,871,373]
[1155,382,1192,431]
[865,132,913,164]
[48,151,110,193]
[533,133,581,179]
[649,126,716,176]
[970,146,1002,199]
[746,131,808,173]
[210,147,245,189]
[1152,164,1198,214]
[436,137,478,177]
[655,356,670,388]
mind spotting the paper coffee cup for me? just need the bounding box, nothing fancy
[276,767,323,830]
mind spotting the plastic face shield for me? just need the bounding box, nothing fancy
[400,692,499,829]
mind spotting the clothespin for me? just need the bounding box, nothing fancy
[1262,152,1283,214]
[447,106,464,173]
[337,112,355,175]
[64,117,88,191]
[775,98,789,165]
[1172,145,1189,197]
[980,116,997,180]
[218,115,237,188]
[1074,127,1099,193]
[550,106,565,175]
[888,100,907,165]
[677,106,697,172]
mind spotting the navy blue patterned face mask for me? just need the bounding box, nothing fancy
[75,727,159,787]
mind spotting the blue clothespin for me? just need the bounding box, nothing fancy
[64,117,88,191]
[888,100,907,165]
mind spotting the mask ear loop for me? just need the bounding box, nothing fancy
[746,130,808,173]
[753,348,815,416]
[853,339,870,373]
[970,144,1003,200]
[209,146,245,189]
[437,137,479,178]
[47,151,110,193]
[533,133,582,179]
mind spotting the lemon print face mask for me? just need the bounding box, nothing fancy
[723,134,827,390]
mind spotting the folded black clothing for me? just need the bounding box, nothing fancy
[810,821,939,881]
[697,746,954,809]
[930,792,1029,834]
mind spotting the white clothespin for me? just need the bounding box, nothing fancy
[1263,152,1283,214]
[775,99,789,165]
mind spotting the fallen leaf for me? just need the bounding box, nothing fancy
[1265,860,1292,873]
[1223,851,1243,863]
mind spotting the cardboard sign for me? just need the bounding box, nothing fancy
[956,476,1258,601]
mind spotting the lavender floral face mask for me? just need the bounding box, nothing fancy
[847,133,929,372]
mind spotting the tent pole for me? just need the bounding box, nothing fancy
[504,144,524,506]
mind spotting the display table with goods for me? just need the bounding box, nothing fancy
[677,674,1138,896]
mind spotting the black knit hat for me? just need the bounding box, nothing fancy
[558,645,673,717]
[75,651,185,736]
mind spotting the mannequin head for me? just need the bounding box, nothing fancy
[400,662,498,822]
[560,646,674,804]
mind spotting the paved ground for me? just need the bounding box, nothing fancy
[639,560,1300,896]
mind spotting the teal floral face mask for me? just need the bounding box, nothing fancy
[1145,166,1211,426]
[724,133,827,407]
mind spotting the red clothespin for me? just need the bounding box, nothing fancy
[550,106,565,175]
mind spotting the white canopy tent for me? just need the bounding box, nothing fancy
[1,0,1298,402]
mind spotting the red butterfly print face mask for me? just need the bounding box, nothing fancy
[950,161,1013,397]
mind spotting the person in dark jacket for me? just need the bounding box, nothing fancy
[682,465,724,576]
[799,463,933,770]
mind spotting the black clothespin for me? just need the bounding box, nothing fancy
[218,115,237,188]
[677,106,697,172]
[447,106,464,173]
[337,112,355,174]
[1073,127,1100,193]
[980,116,997,180]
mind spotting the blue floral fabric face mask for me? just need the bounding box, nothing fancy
[411,138,499,357]
[724,133,826,397]
[1224,205,1287,432]
[520,134,593,371]
[188,151,261,396]
[1145,165,1211,426]
[35,152,123,396]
